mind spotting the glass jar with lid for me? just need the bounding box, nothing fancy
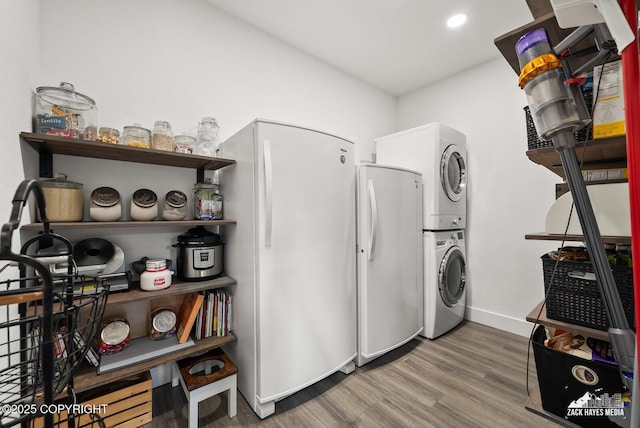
[97,127,121,144]
[90,186,122,222]
[195,117,219,157]
[174,135,196,154]
[38,173,84,222]
[122,124,151,148]
[130,188,158,221]
[193,178,223,220]
[32,82,97,140]
[162,190,187,220]
[151,120,174,151]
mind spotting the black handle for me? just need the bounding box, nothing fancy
[0,179,50,254]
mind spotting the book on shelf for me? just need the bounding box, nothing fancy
[192,289,232,340]
[176,292,205,344]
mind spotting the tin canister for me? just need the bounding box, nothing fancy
[150,308,177,340]
[97,318,131,354]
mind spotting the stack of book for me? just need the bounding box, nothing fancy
[195,290,232,340]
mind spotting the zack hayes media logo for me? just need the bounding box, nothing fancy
[566,392,627,418]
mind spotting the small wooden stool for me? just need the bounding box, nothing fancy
[172,348,238,428]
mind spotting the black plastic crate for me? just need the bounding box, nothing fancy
[541,254,634,331]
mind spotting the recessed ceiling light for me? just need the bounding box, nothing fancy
[447,13,468,29]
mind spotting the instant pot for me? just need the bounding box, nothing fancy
[173,226,224,281]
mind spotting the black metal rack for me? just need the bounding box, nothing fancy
[0,180,108,428]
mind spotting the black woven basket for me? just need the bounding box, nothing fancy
[524,106,553,150]
[541,254,634,331]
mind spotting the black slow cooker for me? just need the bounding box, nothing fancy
[173,226,224,281]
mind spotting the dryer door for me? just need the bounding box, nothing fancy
[440,144,467,202]
[438,246,466,307]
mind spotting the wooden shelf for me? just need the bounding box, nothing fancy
[494,12,608,76]
[107,276,235,305]
[527,301,610,341]
[21,219,236,231]
[526,136,627,178]
[72,333,236,393]
[525,232,631,245]
[20,132,235,181]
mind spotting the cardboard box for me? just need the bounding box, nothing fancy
[593,60,625,139]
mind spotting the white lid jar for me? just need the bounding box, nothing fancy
[140,259,172,291]
[130,189,158,221]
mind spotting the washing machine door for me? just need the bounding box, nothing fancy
[440,144,466,202]
[438,246,466,307]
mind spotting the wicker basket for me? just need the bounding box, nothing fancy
[541,254,634,331]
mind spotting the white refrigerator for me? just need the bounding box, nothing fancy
[219,119,357,419]
[355,164,423,366]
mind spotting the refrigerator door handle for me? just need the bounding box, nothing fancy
[264,140,273,247]
[367,179,377,261]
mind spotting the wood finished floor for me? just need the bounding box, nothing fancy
[144,321,561,427]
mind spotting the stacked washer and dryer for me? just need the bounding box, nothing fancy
[376,123,468,339]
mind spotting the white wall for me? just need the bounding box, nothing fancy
[397,57,560,337]
[0,0,39,258]
[38,0,395,162]
[23,0,396,266]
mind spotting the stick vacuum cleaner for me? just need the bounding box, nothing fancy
[516,29,635,390]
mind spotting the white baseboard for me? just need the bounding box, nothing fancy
[465,306,536,338]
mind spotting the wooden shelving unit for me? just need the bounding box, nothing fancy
[20,132,238,396]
